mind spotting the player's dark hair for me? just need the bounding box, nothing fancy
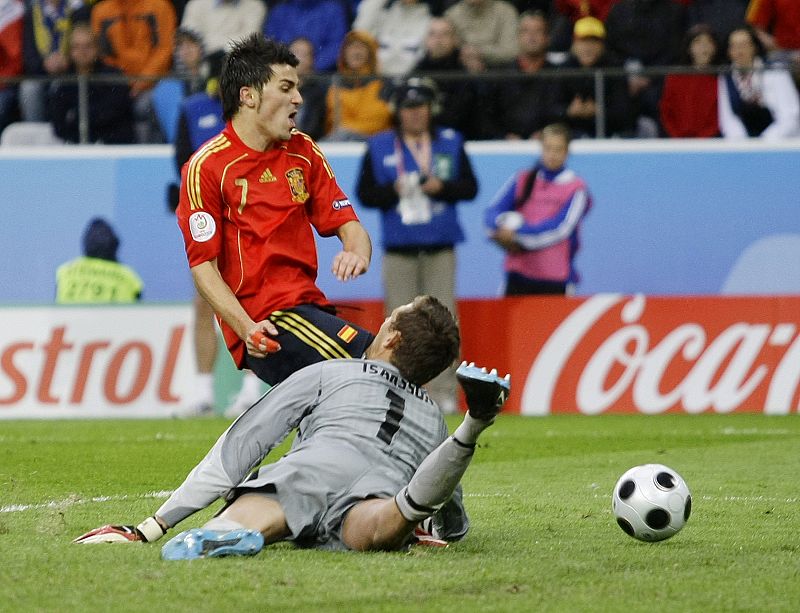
[220,34,299,120]
[391,295,460,387]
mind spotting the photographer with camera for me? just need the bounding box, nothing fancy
[356,77,478,414]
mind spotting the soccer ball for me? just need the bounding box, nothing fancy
[495,211,525,231]
[612,464,692,542]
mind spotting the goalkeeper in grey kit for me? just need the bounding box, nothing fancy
[75,296,510,557]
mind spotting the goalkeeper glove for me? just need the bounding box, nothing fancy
[73,516,166,544]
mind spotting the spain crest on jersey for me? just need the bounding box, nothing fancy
[285,168,309,203]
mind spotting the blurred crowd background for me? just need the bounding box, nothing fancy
[1,0,798,145]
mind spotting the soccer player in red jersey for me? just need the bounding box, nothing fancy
[175,34,374,398]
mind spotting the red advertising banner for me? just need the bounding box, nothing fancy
[459,295,800,415]
[3,297,798,418]
[0,306,194,418]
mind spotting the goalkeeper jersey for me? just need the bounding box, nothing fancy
[156,359,466,538]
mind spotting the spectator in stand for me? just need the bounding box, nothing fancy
[324,30,392,141]
[557,16,635,137]
[289,37,327,141]
[718,24,800,140]
[444,0,519,68]
[450,16,500,138]
[659,23,721,138]
[49,22,135,143]
[90,0,176,143]
[488,10,563,140]
[150,27,216,144]
[353,0,432,78]
[170,47,225,206]
[172,27,210,96]
[413,16,487,139]
[605,0,687,137]
[414,17,488,140]
[20,0,88,123]
[552,0,620,51]
[179,0,265,57]
[746,0,800,67]
[356,77,478,413]
[687,0,748,46]
[56,217,143,304]
[0,0,23,134]
[484,122,591,296]
[264,0,348,73]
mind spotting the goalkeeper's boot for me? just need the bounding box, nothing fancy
[161,528,264,560]
[455,361,511,421]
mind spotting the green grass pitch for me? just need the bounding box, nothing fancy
[1,414,798,612]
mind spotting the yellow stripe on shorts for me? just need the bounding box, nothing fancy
[270,311,352,360]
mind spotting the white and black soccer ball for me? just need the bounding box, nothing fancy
[612,464,692,542]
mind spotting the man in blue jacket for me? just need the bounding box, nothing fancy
[356,77,478,414]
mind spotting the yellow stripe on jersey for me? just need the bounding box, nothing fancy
[187,135,224,210]
[312,145,334,178]
[286,151,312,167]
[270,310,352,359]
[294,132,334,178]
[305,136,335,178]
[187,135,230,210]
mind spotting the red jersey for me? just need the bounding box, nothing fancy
[176,123,360,367]
[659,74,719,138]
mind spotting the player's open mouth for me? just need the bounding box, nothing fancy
[289,111,297,128]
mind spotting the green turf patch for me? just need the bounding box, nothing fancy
[1,414,798,611]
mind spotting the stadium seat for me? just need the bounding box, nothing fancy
[151,79,185,144]
[0,122,64,146]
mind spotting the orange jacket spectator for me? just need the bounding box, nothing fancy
[91,0,176,94]
[325,30,392,141]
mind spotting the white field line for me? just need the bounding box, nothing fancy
[0,490,173,514]
[4,490,798,515]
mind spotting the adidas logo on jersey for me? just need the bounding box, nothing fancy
[259,168,276,183]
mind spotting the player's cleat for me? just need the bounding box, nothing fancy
[161,528,264,560]
[73,524,144,544]
[456,361,511,421]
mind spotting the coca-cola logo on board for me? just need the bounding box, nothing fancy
[521,295,800,415]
